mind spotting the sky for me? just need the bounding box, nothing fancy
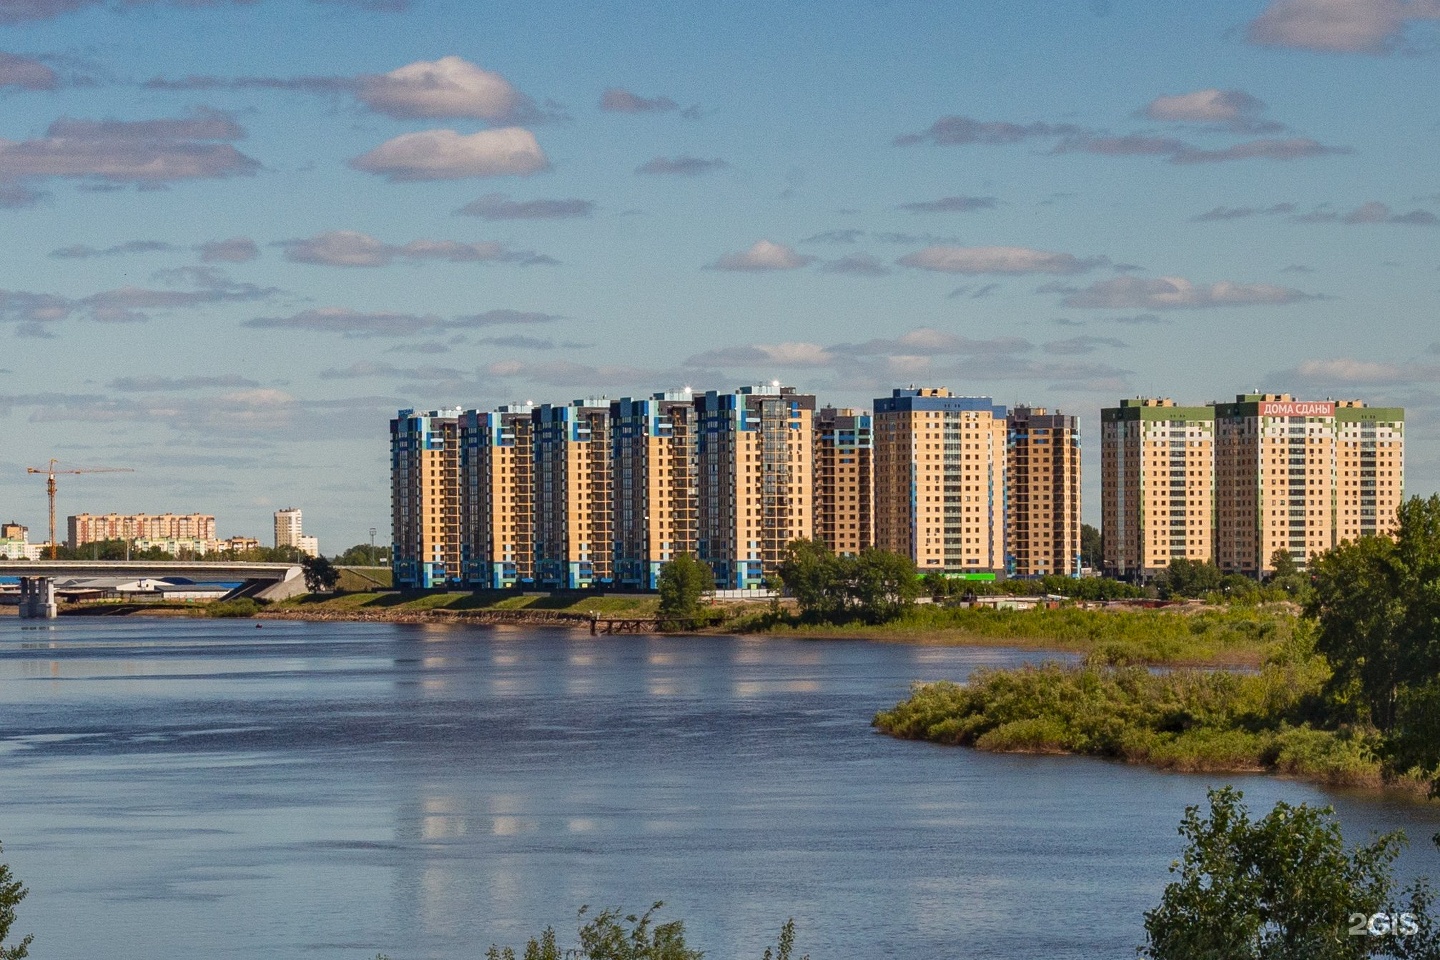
[0,0,1437,551]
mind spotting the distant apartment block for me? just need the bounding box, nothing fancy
[1215,394,1404,575]
[391,408,462,589]
[695,385,816,589]
[874,388,1007,578]
[534,400,614,589]
[1103,393,1404,578]
[0,522,42,560]
[1007,406,1081,578]
[459,404,535,589]
[813,406,873,556]
[68,513,217,549]
[273,507,319,557]
[1101,398,1216,578]
[611,392,699,590]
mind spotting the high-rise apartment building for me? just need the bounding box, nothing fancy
[1100,398,1216,578]
[813,406,873,556]
[874,388,1007,578]
[272,508,317,556]
[533,400,614,589]
[1213,394,1405,575]
[69,513,216,548]
[1006,406,1081,578]
[695,385,816,589]
[391,408,462,589]
[611,392,699,590]
[459,404,535,589]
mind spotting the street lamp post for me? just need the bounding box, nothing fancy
[369,527,377,566]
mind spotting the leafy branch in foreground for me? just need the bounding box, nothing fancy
[0,842,33,960]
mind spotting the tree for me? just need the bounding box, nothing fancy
[1142,787,1439,960]
[850,547,921,623]
[0,842,32,960]
[1081,523,1103,570]
[775,538,846,619]
[301,554,340,593]
[1156,558,1223,599]
[335,543,392,566]
[657,553,713,618]
[482,904,803,960]
[1307,496,1440,779]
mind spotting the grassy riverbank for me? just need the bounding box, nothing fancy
[872,653,1431,793]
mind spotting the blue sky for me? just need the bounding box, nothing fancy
[1,0,1437,550]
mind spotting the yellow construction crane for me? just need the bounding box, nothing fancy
[25,459,135,559]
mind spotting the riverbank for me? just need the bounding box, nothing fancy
[873,660,1437,799]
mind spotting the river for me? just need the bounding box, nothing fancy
[1,617,1437,959]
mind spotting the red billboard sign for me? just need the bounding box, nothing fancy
[1258,400,1335,417]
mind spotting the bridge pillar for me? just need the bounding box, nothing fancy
[18,577,57,619]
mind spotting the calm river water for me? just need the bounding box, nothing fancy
[2,617,1437,960]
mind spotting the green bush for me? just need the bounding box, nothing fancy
[207,598,261,618]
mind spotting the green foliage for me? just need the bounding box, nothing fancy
[657,553,713,618]
[1156,558,1224,599]
[301,554,340,593]
[1142,787,1440,959]
[921,571,1151,601]
[334,543,392,565]
[872,649,1394,787]
[1307,495,1440,790]
[0,842,33,960]
[774,539,920,624]
[482,904,805,960]
[207,598,261,618]
[1081,523,1103,569]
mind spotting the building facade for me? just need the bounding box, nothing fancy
[533,400,614,589]
[1336,400,1405,545]
[272,507,318,557]
[874,388,1007,578]
[1100,398,1216,578]
[1006,406,1081,578]
[390,408,462,589]
[459,404,535,589]
[695,385,816,589]
[611,392,699,590]
[813,406,873,556]
[68,513,217,548]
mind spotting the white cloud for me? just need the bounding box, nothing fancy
[0,51,58,90]
[685,342,836,367]
[349,127,548,181]
[708,240,815,272]
[599,88,679,113]
[1142,89,1279,132]
[1061,276,1315,309]
[898,245,1103,275]
[1248,0,1440,53]
[357,57,529,120]
[281,230,554,267]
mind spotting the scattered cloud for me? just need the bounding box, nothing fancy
[0,51,58,90]
[898,245,1104,275]
[356,57,537,122]
[898,195,998,214]
[0,108,259,185]
[482,359,695,390]
[1061,276,1315,309]
[1247,0,1440,54]
[1111,313,1169,324]
[0,185,45,208]
[0,0,409,25]
[349,127,548,181]
[1044,335,1127,355]
[1191,203,1297,221]
[946,282,1001,299]
[1275,357,1440,387]
[1142,89,1281,133]
[280,230,555,267]
[636,155,728,176]
[456,193,594,220]
[801,228,865,244]
[707,240,815,271]
[685,342,838,368]
[0,276,275,330]
[894,115,1084,147]
[1294,201,1439,225]
[50,240,175,258]
[243,306,560,337]
[1055,134,1346,164]
[108,374,259,391]
[821,253,890,276]
[599,88,679,113]
[198,236,259,262]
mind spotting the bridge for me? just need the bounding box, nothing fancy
[1,561,307,618]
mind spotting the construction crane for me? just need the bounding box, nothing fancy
[25,459,135,559]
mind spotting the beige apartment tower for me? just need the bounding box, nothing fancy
[874,388,1007,578]
[813,406,873,556]
[1215,394,1404,575]
[459,404,535,589]
[1007,406,1081,578]
[533,400,614,589]
[611,392,700,590]
[390,408,462,589]
[1101,398,1215,578]
[695,385,816,590]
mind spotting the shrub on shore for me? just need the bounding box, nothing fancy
[207,598,261,618]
